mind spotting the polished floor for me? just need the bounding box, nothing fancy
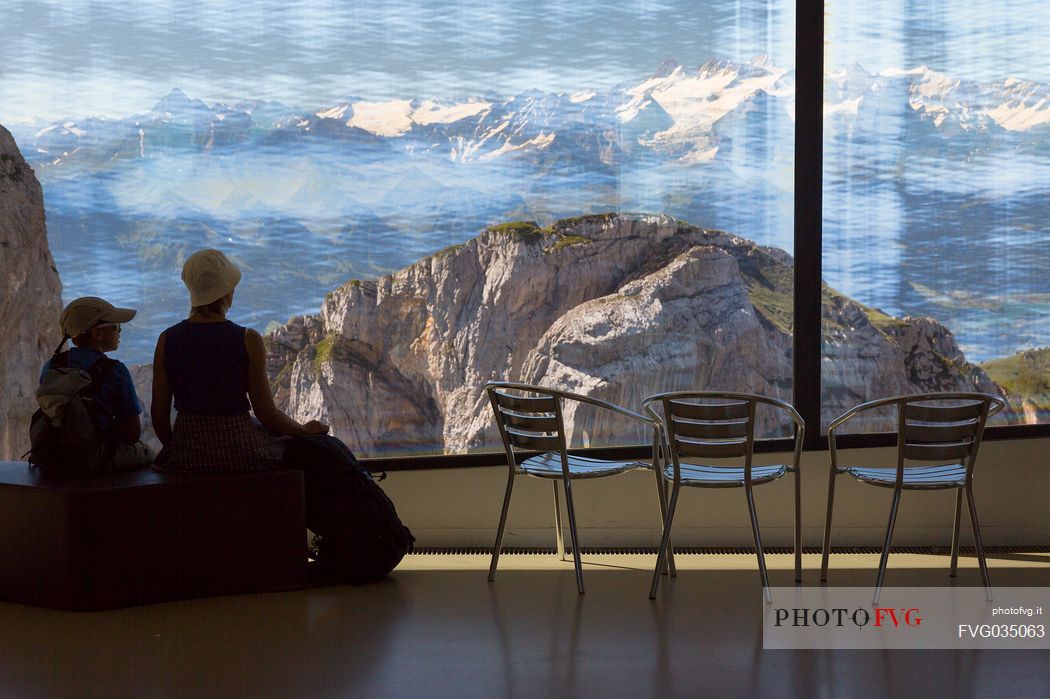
[1,552,1048,698]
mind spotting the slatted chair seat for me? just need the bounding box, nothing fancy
[844,463,967,489]
[644,391,805,601]
[486,382,662,594]
[821,392,1006,604]
[521,452,650,479]
[667,463,788,487]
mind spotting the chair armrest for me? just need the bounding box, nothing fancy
[563,392,662,440]
[761,397,806,473]
[562,391,664,471]
[826,396,902,473]
[485,380,662,462]
[827,396,902,436]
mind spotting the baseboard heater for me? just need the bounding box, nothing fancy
[408,545,1050,556]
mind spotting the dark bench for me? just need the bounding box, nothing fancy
[0,461,307,611]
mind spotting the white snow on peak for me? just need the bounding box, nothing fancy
[345,100,414,137]
[569,90,596,104]
[988,92,1050,131]
[411,99,491,126]
[477,132,555,162]
[316,103,352,121]
[908,67,958,99]
[35,122,84,140]
[677,145,719,164]
[882,65,1050,132]
[879,66,930,78]
[317,98,490,136]
[449,120,511,162]
[824,96,863,117]
[62,122,86,137]
[620,58,788,160]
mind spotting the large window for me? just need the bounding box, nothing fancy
[4,1,1045,459]
[2,1,795,457]
[821,1,1050,433]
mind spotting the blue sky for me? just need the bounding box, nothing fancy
[1,0,795,122]
[6,1,1046,125]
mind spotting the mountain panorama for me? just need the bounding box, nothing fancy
[10,57,1050,374]
[0,123,1041,459]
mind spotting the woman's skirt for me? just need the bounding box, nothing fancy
[153,411,286,473]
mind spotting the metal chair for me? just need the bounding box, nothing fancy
[644,392,805,601]
[486,382,663,594]
[820,392,1006,603]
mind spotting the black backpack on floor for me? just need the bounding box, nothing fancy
[283,434,415,584]
[27,351,117,475]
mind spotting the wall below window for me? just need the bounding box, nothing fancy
[381,437,1050,548]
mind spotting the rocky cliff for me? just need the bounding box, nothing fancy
[267,213,1006,455]
[980,348,1050,423]
[0,125,63,459]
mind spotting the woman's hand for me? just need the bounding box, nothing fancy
[300,420,330,435]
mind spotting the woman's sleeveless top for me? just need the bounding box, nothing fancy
[164,320,251,415]
[157,319,283,473]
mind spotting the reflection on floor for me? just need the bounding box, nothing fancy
[1,552,1048,698]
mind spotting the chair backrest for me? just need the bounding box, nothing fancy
[644,392,760,485]
[659,394,756,461]
[897,394,995,469]
[486,383,568,471]
[644,391,805,484]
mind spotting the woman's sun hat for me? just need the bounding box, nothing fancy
[181,249,242,307]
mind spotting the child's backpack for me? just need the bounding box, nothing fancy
[282,434,416,584]
[27,351,117,475]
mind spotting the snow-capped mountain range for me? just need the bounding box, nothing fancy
[20,58,1050,176]
[22,58,795,168]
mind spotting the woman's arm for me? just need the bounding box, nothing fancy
[150,331,173,445]
[245,328,329,437]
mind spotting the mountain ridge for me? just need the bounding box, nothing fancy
[265,212,1011,456]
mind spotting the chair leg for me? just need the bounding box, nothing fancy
[950,488,963,578]
[873,488,902,606]
[653,473,676,577]
[653,469,667,569]
[563,478,585,594]
[488,471,516,582]
[965,484,993,601]
[650,483,681,599]
[745,485,772,603]
[820,470,837,582]
[553,481,565,561]
[794,470,802,584]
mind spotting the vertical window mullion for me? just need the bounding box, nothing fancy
[794,0,824,449]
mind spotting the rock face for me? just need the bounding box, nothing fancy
[0,125,63,460]
[267,213,1007,455]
